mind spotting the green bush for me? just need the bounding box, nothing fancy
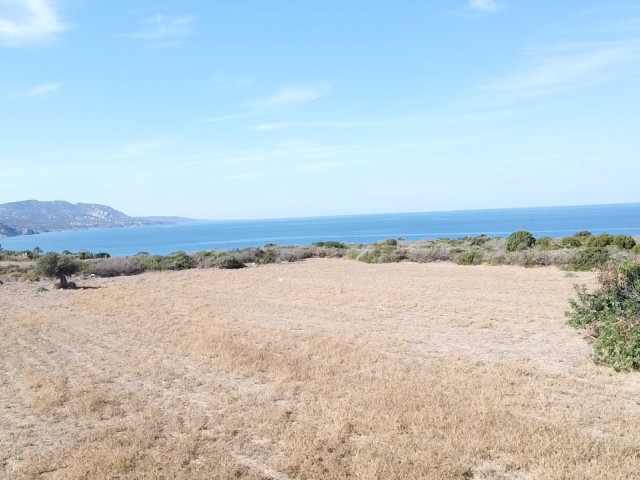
[574,230,593,239]
[560,236,582,248]
[356,241,403,263]
[35,252,80,288]
[593,320,640,371]
[137,252,195,271]
[585,233,614,248]
[469,235,489,246]
[535,237,557,250]
[565,248,611,271]
[505,230,536,252]
[456,250,483,266]
[633,244,640,255]
[312,241,346,249]
[612,235,636,250]
[567,259,640,370]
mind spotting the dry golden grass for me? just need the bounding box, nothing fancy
[2,259,640,479]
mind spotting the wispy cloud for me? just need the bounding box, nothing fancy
[115,138,174,159]
[469,0,500,12]
[125,14,195,48]
[9,82,61,98]
[0,0,66,46]
[250,84,329,109]
[212,73,256,90]
[480,40,640,99]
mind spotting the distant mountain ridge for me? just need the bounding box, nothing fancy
[0,200,159,237]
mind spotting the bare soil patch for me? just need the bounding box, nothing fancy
[1,259,639,479]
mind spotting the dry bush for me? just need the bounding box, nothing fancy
[279,247,313,262]
[88,257,144,277]
[309,246,348,258]
[405,244,459,263]
[504,249,571,267]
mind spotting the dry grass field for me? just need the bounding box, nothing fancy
[2,259,640,479]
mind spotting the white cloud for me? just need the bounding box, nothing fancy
[125,14,194,48]
[480,41,640,98]
[9,82,61,98]
[213,73,256,89]
[0,0,66,46]
[251,84,329,109]
[469,0,500,12]
[116,138,174,159]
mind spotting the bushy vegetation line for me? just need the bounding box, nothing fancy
[567,259,640,371]
[1,230,639,284]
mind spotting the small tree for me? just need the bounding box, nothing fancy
[505,230,536,252]
[36,252,80,289]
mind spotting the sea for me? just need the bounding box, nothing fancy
[1,203,640,257]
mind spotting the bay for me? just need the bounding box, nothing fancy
[1,203,639,256]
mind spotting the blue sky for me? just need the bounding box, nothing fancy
[1,0,639,219]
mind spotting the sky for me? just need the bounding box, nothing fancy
[1,0,640,219]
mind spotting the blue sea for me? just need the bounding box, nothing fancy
[1,203,640,256]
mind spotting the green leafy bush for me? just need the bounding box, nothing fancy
[565,248,610,271]
[613,235,636,250]
[137,252,195,271]
[356,241,404,263]
[313,241,346,249]
[469,235,489,247]
[574,230,593,239]
[35,252,80,288]
[592,320,640,371]
[505,230,536,252]
[585,233,614,248]
[567,259,640,370]
[633,244,640,255]
[560,236,582,248]
[456,250,483,266]
[535,237,557,250]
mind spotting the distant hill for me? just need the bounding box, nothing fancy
[0,223,29,237]
[0,200,160,237]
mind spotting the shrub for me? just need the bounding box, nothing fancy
[355,242,403,263]
[560,236,582,248]
[456,250,483,266]
[613,235,636,250]
[565,248,610,271]
[279,247,313,262]
[633,244,640,255]
[313,241,346,249]
[214,256,245,269]
[506,250,556,267]
[469,235,489,246]
[35,252,80,289]
[137,252,195,271]
[585,233,614,248]
[567,259,640,370]
[535,237,557,250]
[89,257,144,277]
[505,230,536,252]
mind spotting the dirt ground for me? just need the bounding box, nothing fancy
[1,259,640,479]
